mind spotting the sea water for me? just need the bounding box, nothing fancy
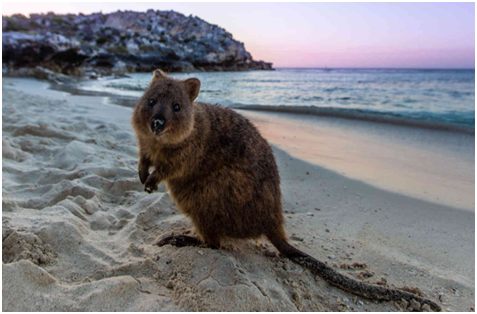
[78,68,475,132]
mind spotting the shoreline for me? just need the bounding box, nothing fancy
[237,109,475,212]
[233,104,475,135]
[2,78,474,311]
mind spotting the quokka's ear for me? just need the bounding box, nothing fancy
[183,78,201,102]
[152,69,168,80]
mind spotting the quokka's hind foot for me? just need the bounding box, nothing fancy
[155,235,220,249]
[155,235,203,247]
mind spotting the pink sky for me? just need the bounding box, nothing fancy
[3,2,475,68]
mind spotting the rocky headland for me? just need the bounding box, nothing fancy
[2,10,273,80]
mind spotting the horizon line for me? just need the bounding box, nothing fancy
[275,67,475,70]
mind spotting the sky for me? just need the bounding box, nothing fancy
[2,2,475,68]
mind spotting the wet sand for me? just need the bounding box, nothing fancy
[238,109,475,211]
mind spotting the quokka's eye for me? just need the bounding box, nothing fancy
[173,104,180,112]
[149,99,155,106]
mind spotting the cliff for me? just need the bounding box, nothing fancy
[2,10,273,77]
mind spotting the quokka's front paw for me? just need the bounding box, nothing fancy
[144,179,158,194]
[139,169,150,184]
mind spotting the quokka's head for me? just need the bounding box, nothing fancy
[132,69,200,144]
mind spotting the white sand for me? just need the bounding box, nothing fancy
[2,78,474,311]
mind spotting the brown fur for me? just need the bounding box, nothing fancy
[131,70,441,311]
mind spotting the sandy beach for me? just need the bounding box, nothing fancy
[2,78,474,311]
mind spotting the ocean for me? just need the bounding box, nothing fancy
[77,68,475,133]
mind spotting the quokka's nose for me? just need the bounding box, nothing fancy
[151,118,166,133]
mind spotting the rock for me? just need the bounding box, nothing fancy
[126,39,139,53]
[250,60,274,70]
[111,61,127,75]
[140,37,150,46]
[2,32,89,76]
[4,65,76,84]
[2,10,273,76]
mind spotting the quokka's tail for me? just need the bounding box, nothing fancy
[267,234,441,311]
